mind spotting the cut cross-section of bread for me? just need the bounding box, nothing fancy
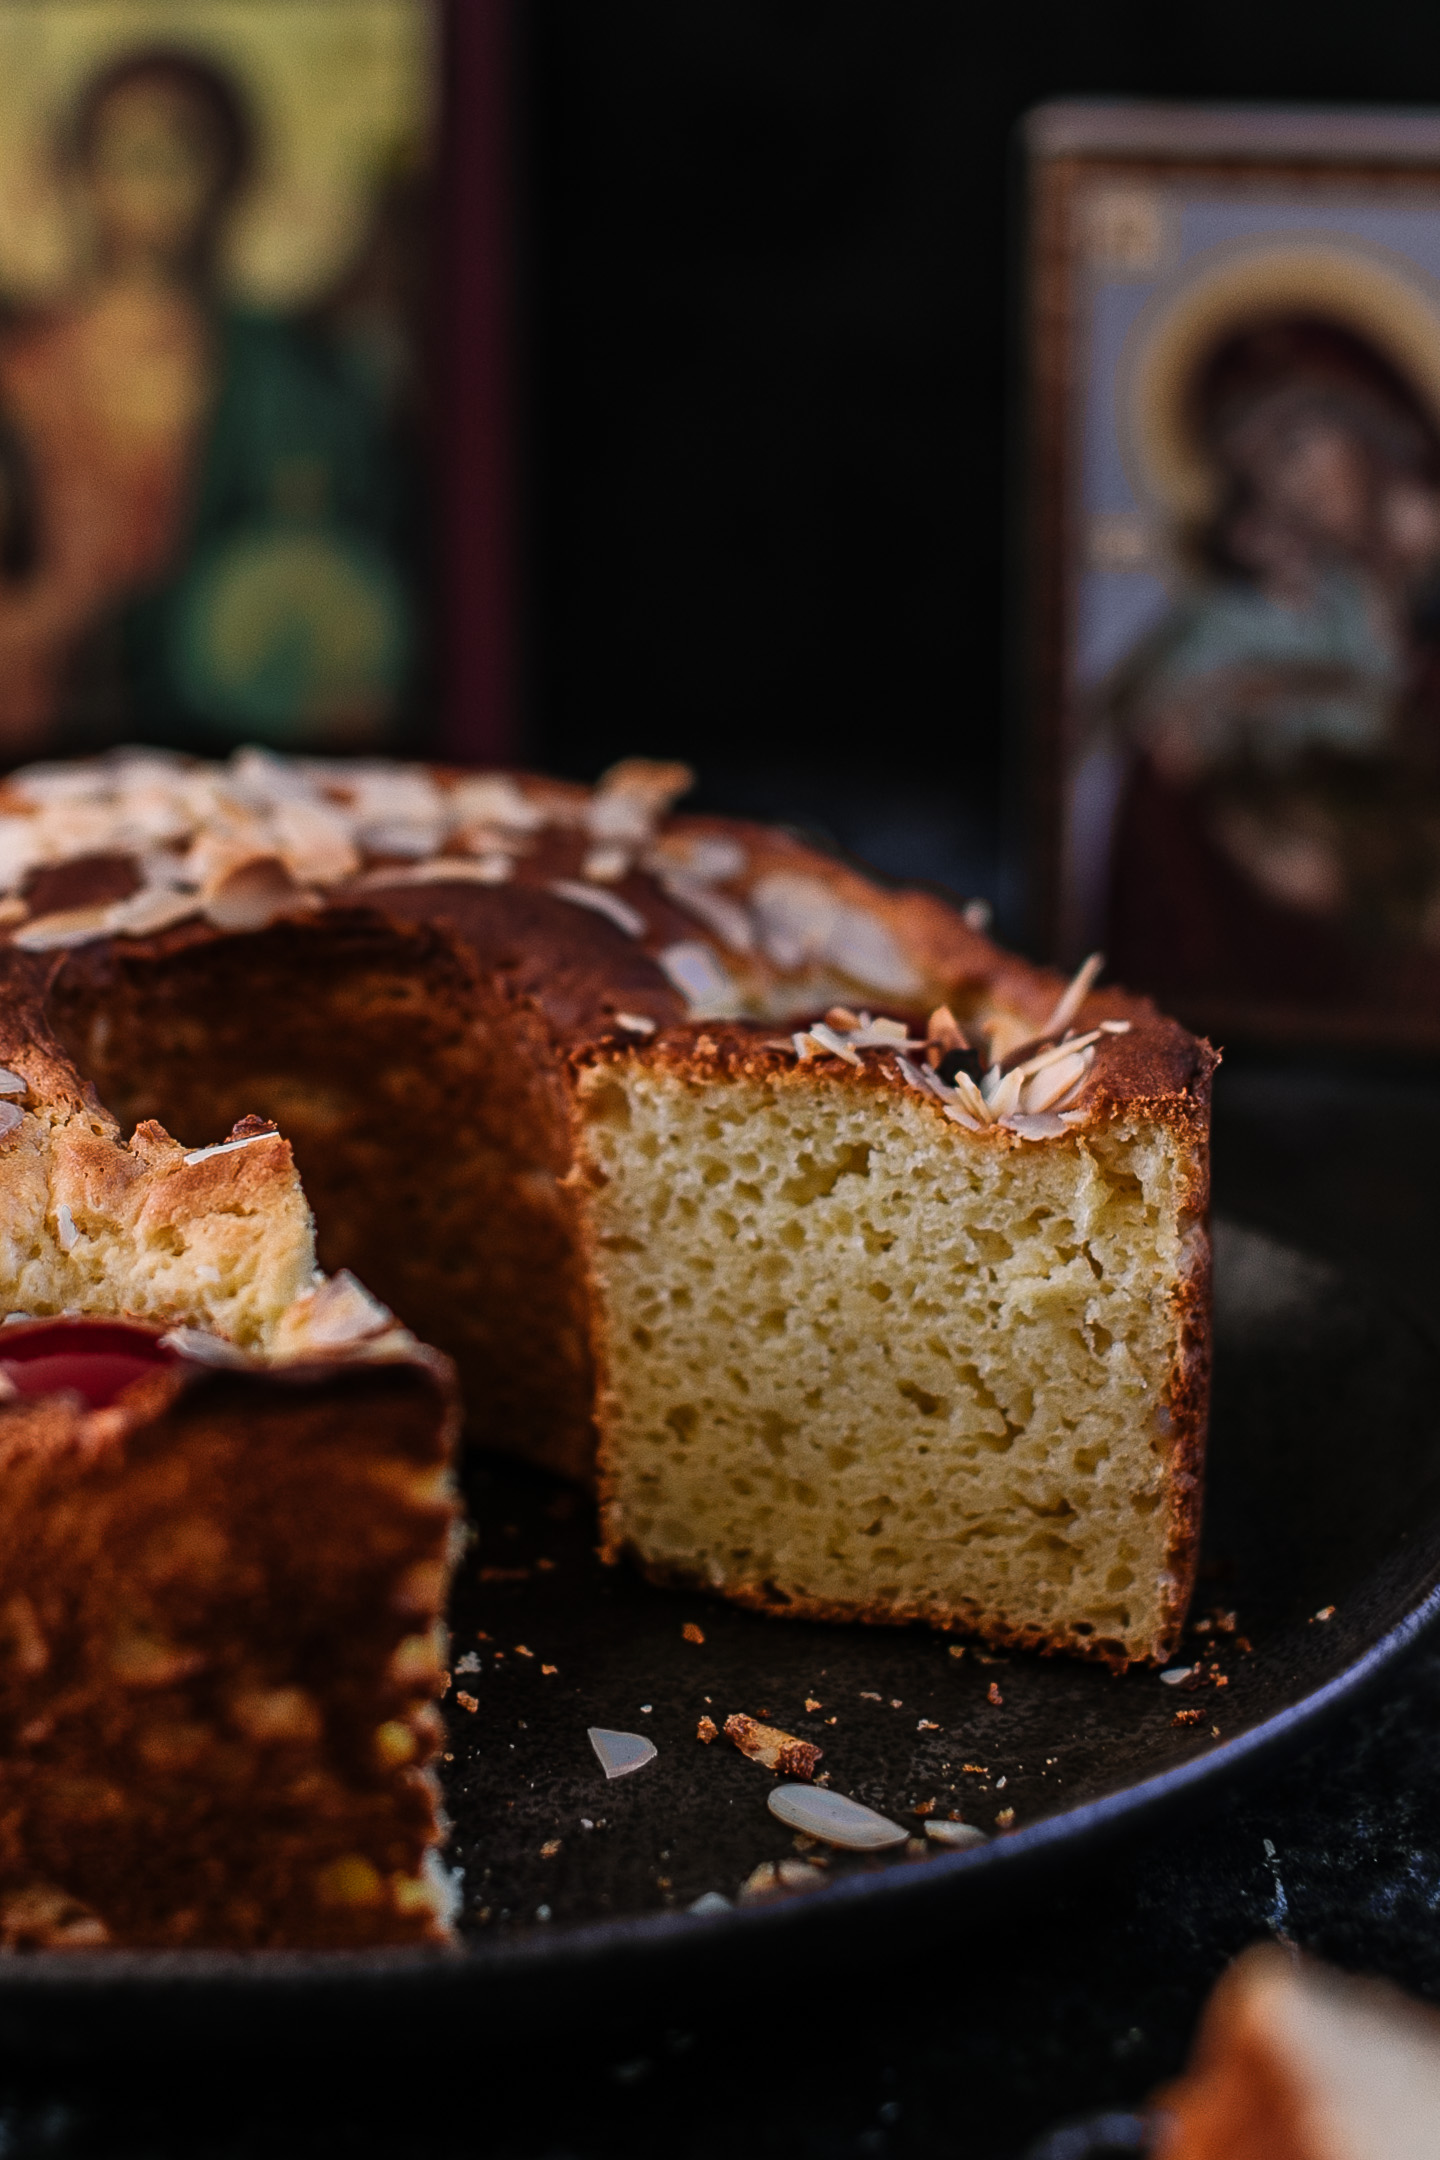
[572,1009,1212,1667]
[0,974,317,1349]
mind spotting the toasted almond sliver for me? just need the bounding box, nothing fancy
[951,1070,994,1123]
[1007,1027,1105,1088]
[944,1105,985,1133]
[1023,1046,1092,1114]
[1001,1110,1070,1140]
[805,1023,862,1066]
[588,1727,658,1779]
[1041,952,1103,1039]
[548,879,646,938]
[182,1131,279,1168]
[985,1065,1027,1120]
[768,1783,906,1851]
[927,1004,968,1052]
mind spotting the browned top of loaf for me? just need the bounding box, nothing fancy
[572,998,1215,1145]
[0,753,1213,1112]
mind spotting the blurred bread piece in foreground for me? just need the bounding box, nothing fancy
[1154,1942,1440,2160]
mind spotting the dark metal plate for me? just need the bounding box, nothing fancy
[0,1214,1437,2060]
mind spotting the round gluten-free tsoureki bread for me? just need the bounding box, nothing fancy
[0,747,1214,1673]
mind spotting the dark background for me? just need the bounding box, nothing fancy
[515,0,1440,944]
[14,11,1440,2159]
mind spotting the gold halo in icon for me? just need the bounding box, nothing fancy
[1118,234,1440,521]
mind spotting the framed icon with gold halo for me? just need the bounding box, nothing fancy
[0,0,444,764]
[1028,102,1440,1049]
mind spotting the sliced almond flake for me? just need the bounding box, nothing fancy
[688,1891,732,1915]
[951,1071,995,1124]
[276,1269,394,1353]
[1005,1028,1105,1088]
[55,1205,78,1253]
[582,846,632,884]
[587,1726,658,1779]
[903,1058,956,1105]
[267,798,360,885]
[984,1065,1028,1120]
[645,833,746,884]
[804,1023,862,1066]
[1047,1063,1094,1113]
[1058,1108,1090,1127]
[367,856,514,887]
[923,1819,989,1849]
[750,871,923,995]
[1022,1046,1092,1114]
[356,818,444,861]
[204,859,316,936]
[182,1132,280,1168]
[158,1328,251,1368]
[1000,1111,1070,1140]
[795,1032,821,1061]
[588,758,694,845]
[658,941,742,1018]
[447,773,548,835]
[891,1053,931,1095]
[12,906,114,952]
[107,888,203,939]
[767,1784,907,1851]
[849,1023,926,1051]
[926,1004,968,1051]
[824,1006,861,1031]
[1041,951,1103,1039]
[0,1069,26,1097]
[658,872,755,953]
[613,1012,656,1035]
[943,1105,985,1133]
[0,1104,21,1141]
[1099,1019,1132,1034]
[548,879,646,937]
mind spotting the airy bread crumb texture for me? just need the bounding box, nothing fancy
[0,1091,316,1350]
[581,1065,1195,1664]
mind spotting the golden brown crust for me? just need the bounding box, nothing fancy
[1155,1048,1217,1664]
[570,1002,1213,1142]
[0,1320,460,1950]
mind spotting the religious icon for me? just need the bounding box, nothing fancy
[1029,103,1440,1048]
[0,0,435,761]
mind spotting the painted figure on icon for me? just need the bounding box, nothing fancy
[1078,264,1440,1032]
[0,31,427,758]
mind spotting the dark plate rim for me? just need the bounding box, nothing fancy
[2,1563,1436,1997]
